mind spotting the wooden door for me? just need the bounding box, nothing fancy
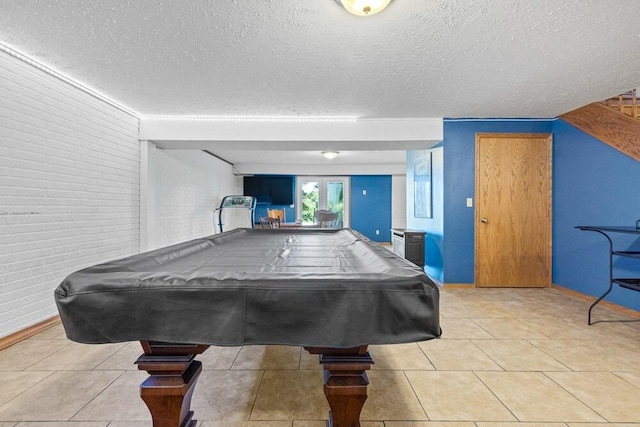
[475,133,552,287]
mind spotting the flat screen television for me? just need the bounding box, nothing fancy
[243,175,294,205]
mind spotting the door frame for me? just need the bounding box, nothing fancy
[474,133,553,287]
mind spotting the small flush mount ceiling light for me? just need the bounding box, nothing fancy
[322,151,339,160]
[335,0,394,16]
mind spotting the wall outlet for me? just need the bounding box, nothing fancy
[466,198,473,207]
[363,189,367,195]
[375,229,380,235]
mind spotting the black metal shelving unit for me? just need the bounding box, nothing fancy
[576,226,640,324]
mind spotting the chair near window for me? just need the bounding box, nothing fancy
[314,210,339,228]
[258,216,280,229]
[267,209,286,223]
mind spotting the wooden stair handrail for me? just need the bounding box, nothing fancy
[619,94,624,113]
[602,89,639,119]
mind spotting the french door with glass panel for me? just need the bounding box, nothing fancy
[296,176,350,227]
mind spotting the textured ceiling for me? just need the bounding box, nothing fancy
[2,0,639,119]
[1,0,639,170]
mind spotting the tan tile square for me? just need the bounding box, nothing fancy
[27,323,68,340]
[418,339,501,371]
[71,371,150,421]
[298,349,322,370]
[439,301,505,319]
[546,371,640,422]
[530,340,638,371]
[361,371,427,420]
[200,346,243,370]
[614,370,640,388]
[231,346,301,370]
[105,423,149,427]
[621,319,640,331]
[293,423,382,427]
[472,340,569,371]
[520,316,605,340]
[27,342,126,371]
[477,423,567,427]
[202,422,292,427]
[94,341,143,370]
[573,316,638,341]
[567,423,640,427]
[405,371,515,421]
[0,371,121,421]
[386,423,475,427]
[0,340,71,371]
[0,371,53,406]
[471,318,550,340]
[589,308,640,327]
[0,423,16,427]
[196,370,264,420]
[438,318,495,340]
[504,292,587,321]
[369,343,434,370]
[476,371,604,422]
[601,338,640,365]
[15,423,108,426]
[251,370,327,420]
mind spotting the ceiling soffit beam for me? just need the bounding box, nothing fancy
[139,118,443,144]
[233,163,407,176]
[151,140,440,151]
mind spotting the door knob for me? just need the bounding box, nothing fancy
[481,217,488,223]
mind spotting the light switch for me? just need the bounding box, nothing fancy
[466,198,473,207]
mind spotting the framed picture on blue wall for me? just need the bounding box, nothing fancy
[414,152,432,218]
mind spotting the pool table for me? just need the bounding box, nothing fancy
[55,228,440,427]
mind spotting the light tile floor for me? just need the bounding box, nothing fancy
[1,287,640,426]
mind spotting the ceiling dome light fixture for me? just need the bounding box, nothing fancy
[322,151,339,160]
[335,0,394,16]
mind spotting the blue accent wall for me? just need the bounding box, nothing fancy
[408,119,554,284]
[351,175,392,242]
[441,119,554,284]
[552,119,640,311]
[406,117,640,312]
[407,147,444,281]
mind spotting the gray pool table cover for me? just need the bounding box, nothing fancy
[55,228,441,347]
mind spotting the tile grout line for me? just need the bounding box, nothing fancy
[471,369,520,423]
[67,369,128,423]
[246,369,267,422]
[541,370,611,423]
[401,369,430,421]
[0,369,56,415]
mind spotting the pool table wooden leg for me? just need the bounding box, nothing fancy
[304,345,374,427]
[136,341,210,427]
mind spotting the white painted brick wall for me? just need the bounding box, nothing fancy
[152,149,241,249]
[0,51,140,338]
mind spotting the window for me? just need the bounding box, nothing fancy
[296,176,350,227]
